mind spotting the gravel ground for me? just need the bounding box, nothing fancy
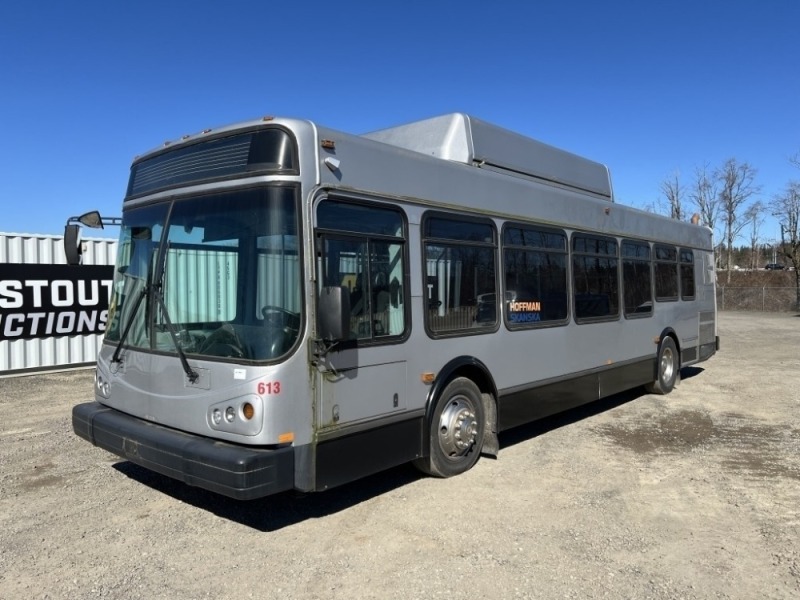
[1,312,798,600]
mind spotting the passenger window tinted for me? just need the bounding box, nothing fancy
[680,249,695,300]
[425,217,495,243]
[424,213,497,334]
[318,201,403,236]
[572,234,619,320]
[655,244,679,301]
[622,241,652,317]
[503,225,568,325]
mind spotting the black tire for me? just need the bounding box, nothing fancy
[414,377,486,478]
[645,336,679,395]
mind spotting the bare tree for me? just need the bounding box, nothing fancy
[659,171,685,220]
[716,158,760,282]
[744,201,764,270]
[640,198,661,215]
[771,180,800,310]
[690,163,720,230]
[689,164,721,265]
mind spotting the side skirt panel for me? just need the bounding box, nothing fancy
[497,357,654,432]
[315,417,423,491]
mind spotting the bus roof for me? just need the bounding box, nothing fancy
[362,113,612,201]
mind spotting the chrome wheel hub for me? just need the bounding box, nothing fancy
[661,347,674,382]
[438,398,478,458]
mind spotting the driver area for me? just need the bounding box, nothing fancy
[196,308,300,361]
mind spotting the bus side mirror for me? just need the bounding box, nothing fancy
[318,286,351,342]
[64,224,82,265]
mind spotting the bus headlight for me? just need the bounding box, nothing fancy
[95,370,110,399]
[207,395,263,435]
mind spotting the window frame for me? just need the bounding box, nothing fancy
[314,196,410,347]
[680,248,696,300]
[571,232,620,323]
[421,211,499,338]
[654,243,679,302]
[621,239,653,319]
[501,222,570,330]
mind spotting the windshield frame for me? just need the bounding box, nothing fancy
[105,184,305,365]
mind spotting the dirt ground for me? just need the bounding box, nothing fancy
[1,312,798,600]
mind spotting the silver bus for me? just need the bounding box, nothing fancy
[72,113,718,499]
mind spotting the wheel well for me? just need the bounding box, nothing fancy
[422,357,498,457]
[659,329,682,367]
[426,358,498,413]
[646,329,683,395]
[447,365,495,398]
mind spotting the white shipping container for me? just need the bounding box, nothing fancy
[0,232,117,376]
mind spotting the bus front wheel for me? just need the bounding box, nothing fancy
[646,337,679,395]
[415,377,486,478]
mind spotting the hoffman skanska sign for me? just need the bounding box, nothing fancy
[0,264,114,341]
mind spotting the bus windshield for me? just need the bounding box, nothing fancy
[105,186,302,362]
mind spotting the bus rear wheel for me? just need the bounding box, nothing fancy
[415,377,486,478]
[646,337,679,395]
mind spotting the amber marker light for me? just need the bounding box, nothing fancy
[421,372,435,384]
[242,402,255,420]
[278,432,294,444]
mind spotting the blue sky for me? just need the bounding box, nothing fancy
[1,1,798,242]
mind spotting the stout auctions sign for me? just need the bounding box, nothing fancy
[0,264,114,341]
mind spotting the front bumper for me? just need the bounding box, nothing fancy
[72,402,294,500]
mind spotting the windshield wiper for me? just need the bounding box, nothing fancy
[152,241,199,384]
[111,284,147,366]
[112,247,198,383]
[152,284,199,384]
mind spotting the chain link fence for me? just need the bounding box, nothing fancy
[717,286,799,311]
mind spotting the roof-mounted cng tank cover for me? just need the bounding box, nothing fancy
[362,113,612,200]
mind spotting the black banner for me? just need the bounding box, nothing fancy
[0,264,114,341]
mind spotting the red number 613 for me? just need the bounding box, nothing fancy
[257,381,281,395]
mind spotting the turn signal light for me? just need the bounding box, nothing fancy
[242,402,255,420]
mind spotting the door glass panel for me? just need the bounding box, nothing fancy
[316,199,407,343]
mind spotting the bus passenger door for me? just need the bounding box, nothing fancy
[314,201,409,431]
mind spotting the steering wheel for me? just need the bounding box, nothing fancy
[262,305,289,319]
[261,305,298,329]
[198,324,246,358]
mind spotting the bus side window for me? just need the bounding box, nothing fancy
[572,234,619,321]
[422,213,498,335]
[654,244,679,301]
[502,224,568,327]
[316,199,408,343]
[680,248,696,300]
[622,240,653,317]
